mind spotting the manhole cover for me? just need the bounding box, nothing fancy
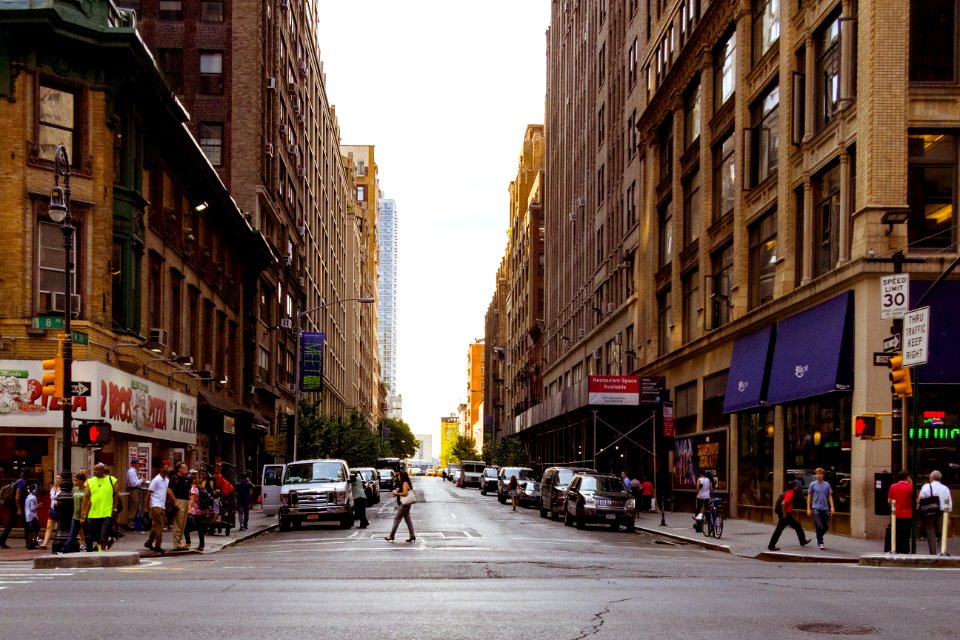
[796,623,877,636]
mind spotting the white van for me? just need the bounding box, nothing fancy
[277,459,354,531]
[261,464,286,517]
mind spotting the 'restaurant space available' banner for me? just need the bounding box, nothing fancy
[588,375,640,405]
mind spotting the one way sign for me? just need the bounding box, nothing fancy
[882,334,901,353]
[71,381,91,397]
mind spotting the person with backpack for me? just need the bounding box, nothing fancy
[916,470,952,556]
[235,473,253,531]
[767,483,812,551]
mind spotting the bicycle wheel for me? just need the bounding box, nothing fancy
[702,511,714,538]
[713,509,724,539]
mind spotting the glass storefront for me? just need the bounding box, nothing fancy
[737,409,774,507]
[783,395,852,512]
[907,385,960,489]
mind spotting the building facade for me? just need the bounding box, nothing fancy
[378,198,400,418]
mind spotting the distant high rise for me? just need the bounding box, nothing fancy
[379,199,400,418]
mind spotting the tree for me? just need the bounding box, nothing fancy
[482,440,501,465]
[296,403,380,467]
[494,437,528,466]
[378,417,419,459]
[451,435,479,462]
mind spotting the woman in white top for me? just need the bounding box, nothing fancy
[917,470,953,555]
[39,474,62,550]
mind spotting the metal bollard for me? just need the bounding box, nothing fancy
[890,499,897,554]
[942,511,950,556]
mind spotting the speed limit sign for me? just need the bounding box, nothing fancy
[880,274,909,320]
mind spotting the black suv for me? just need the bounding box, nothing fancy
[497,466,536,504]
[563,473,636,531]
[479,466,499,495]
[539,466,596,520]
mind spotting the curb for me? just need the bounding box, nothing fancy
[756,550,858,564]
[859,553,960,568]
[33,551,140,569]
[636,525,732,554]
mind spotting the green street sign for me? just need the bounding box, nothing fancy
[71,331,88,346]
[33,316,65,329]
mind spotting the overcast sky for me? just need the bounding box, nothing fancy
[317,2,551,457]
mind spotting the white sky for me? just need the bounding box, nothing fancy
[317,1,551,458]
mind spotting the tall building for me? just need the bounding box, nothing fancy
[378,198,399,417]
[414,433,433,463]
[509,0,960,540]
[465,340,485,447]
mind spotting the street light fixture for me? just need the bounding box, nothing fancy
[50,144,76,552]
[291,296,375,460]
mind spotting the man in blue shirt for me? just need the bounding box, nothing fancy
[806,467,835,550]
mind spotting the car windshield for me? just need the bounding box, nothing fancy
[378,469,392,477]
[503,468,534,480]
[283,462,345,484]
[580,476,622,493]
[484,469,498,478]
[521,481,539,491]
[556,469,575,484]
[355,469,373,481]
[463,462,485,473]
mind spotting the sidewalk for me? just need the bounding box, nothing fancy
[0,505,277,566]
[634,510,960,567]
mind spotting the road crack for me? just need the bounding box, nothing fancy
[570,597,632,640]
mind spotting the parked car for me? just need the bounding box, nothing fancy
[377,468,396,490]
[563,473,635,531]
[450,469,462,485]
[352,467,380,504]
[460,460,485,488]
[497,466,536,504]
[278,459,354,531]
[517,480,541,507]
[539,466,596,520]
[479,466,499,495]
[446,463,460,482]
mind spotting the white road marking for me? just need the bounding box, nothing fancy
[450,513,457,519]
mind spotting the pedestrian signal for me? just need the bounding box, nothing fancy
[855,415,878,439]
[888,353,913,398]
[77,420,111,446]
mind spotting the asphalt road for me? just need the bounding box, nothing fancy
[2,476,958,639]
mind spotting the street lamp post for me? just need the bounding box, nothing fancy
[291,296,374,460]
[48,144,76,551]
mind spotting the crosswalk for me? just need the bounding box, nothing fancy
[0,564,76,589]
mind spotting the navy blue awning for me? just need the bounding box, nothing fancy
[766,292,854,405]
[722,325,774,413]
[911,280,960,384]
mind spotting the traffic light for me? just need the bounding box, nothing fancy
[77,420,111,446]
[41,337,64,400]
[855,415,879,438]
[888,352,913,398]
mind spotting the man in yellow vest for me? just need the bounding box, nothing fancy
[80,463,118,552]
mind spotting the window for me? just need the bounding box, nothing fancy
[907,133,957,250]
[714,132,736,220]
[737,409,774,506]
[37,84,76,163]
[702,370,729,431]
[599,0,607,25]
[813,164,841,277]
[158,49,183,95]
[38,220,77,311]
[659,198,674,268]
[626,181,638,227]
[357,184,366,202]
[598,43,606,87]
[199,123,223,166]
[715,30,737,107]
[749,209,778,308]
[910,0,956,82]
[199,51,224,95]
[200,1,224,22]
[817,16,841,127]
[658,287,672,357]
[628,109,637,159]
[158,0,182,20]
[597,164,606,205]
[659,118,673,181]
[675,380,698,434]
[598,103,605,148]
[682,270,701,343]
[628,38,639,87]
[685,79,701,148]
[711,243,733,328]
[752,84,780,185]
[753,0,780,60]
[683,170,701,246]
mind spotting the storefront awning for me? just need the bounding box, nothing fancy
[722,325,774,413]
[242,410,271,432]
[197,388,244,416]
[766,292,854,406]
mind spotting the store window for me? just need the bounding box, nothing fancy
[737,409,775,507]
[702,370,729,431]
[907,133,957,250]
[783,396,852,512]
[909,0,955,83]
[675,380,699,435]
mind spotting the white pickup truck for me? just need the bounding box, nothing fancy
[277,459,354,531]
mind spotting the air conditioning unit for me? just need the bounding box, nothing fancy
[279,318,293,329]
[568,211,576,221]
[576,197,585,209]
[280,0,289,9]
[593,349,602,360]
[297,221,306,236]
[606,303,615,313]
[287,144,296,155]
[299,60,308,76]
[149,328,168,347]
[50,292,81,317]
[613,334,622,345]
[265,143,274,157]
[266,76,276,90]
[284,253,293,267]
[297,166,305,178]
[298,276,305,287]
[278,124,287,135]
[287,81,297,93]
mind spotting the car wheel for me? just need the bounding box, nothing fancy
[340,515,353,529]
[278,517,290,532]
[576,508,585,530]
[539,506,548,518]
[481,487,486,495]
[610,522,619,531]
[291,518,301,530]
[564,508,573,527]
[625,522,636,533]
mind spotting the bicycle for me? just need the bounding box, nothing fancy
[701,497,724,539]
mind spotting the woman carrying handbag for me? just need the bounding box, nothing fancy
[385,470,416,543]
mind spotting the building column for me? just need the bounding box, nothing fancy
[802,178,814,285]
[838,148,851,266]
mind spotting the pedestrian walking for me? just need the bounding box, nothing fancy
[169,462,192,550]
[125,458,144,528]
[509,475,519,511]
[39,474,63,550]
[640,477,655,512]
[385,470,415,542]
[767,484,812,551]
[620,470,632,492]
[60,473,86,554]
[805,468,835,550]
[185,471,205,552]
[81,463,118,552]
[235,472,253,531]
[887,470,914,554]
[917,470,953,556]
[0,467,21,549]
[23,484,39,549]
[145,464,172,554]
[351,472,369,529]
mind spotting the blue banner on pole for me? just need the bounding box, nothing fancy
[300,332,325,392]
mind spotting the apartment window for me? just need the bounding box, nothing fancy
[626,180,638,227]
[907,133,957,249]
[711,243,733,328]
[751,84,780,184]
[630,0,639,18]
[715,30,737,108]
[675,380,698,434]
[684,79,702,148]
[714,132,736,220]
[199,51,224,95]
[158,0,182,20]
[659,118,673,181]
[658,288,673,357]
[158,49,183,95]
[682,270,701,344]
[199,123,223,166]
[200,1,224,22]
[753,0,781,60]
[357,184,366,202]
[38,220,77,312]
[749,209,778,308]
[598,103,606,147]
[628,38,639,87]
[598,43,607,87]
[659,198,674,268]
[702,370,729,431]
[37,84,77,163]
[813,163,841,277]
[683,170,701,246]
[596,226,604,265]
[599,0,607,25]
[910,0,956,82]
[597,164,606,205]
[817,16,842,128]
[627,109,637,159]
